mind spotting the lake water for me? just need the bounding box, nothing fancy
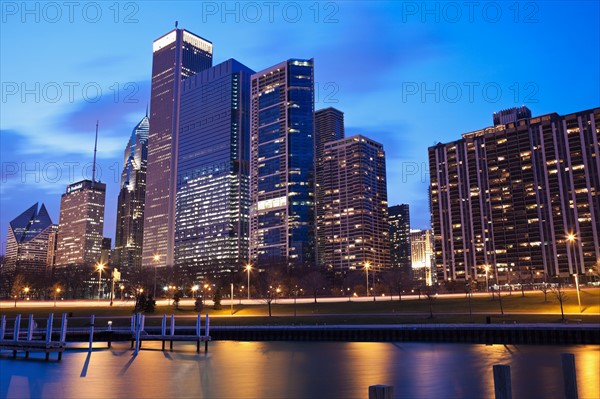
[1,342,598,399]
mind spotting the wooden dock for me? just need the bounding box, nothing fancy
[0,313,67,360]
[131,313,211,353]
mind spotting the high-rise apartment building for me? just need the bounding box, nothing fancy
[388,204,412,278]
[410,229,434,285]
[114,114,149,271]
[176,59,254,276]
[429,107,600,282]
[319,135,390,272]
[4,203,56,278]
[315,107,345,268]
[55,180,106,266]
[249,59,316,269]
[143,28,213,268]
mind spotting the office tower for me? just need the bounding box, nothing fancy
[55,180,106,266]
[319,135,390,272]
[410,229,434,286]
[315,107,344,268]
[4,203,55,281]
[249,59,316,269]
[114,114,149,271]
[388,204,412,278]
[46,224,58,270]
[429,107,600,282]
[175,59,254,276]
[100,238,112,265]
[143,28,213,268]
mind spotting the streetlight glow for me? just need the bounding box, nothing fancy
[364,262,370,298]
[245,263,252,300]
[96,262,105,301]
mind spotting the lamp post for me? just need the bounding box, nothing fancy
[484,264,490,292]
[120,284,125,300]
[153,254,160,298]
[568,234,582,313]
[24,287,30,300]
[245,264,252,300]
[54,288,61,307]
[364,262,370,298]
[96,263,105,300]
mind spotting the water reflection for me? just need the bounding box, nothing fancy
[1,342,598,399]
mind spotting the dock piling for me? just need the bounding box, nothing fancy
[493,364,512,399]
[561,353,578,399]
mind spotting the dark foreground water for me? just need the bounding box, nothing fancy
[1,342,598,399]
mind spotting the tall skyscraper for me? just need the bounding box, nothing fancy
[175,59,254,276]
[249,59,316,269]
[429,107,600,282]
[318,135,390,272]
[315,107,344,268]
[4,203,56,280]
[143,28,213,268]
[55,180,106,266]
[388,204,412,278]
[114,114,149,271]
[410,229,434,286]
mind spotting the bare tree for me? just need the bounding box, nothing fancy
[539,282,550,303]
[424,286,438,319]
[383,268,411,301]
[551,284,568,321]
[10,274,28,307]
[300,271,326,304]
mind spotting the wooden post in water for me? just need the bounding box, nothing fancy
[368,385,393,399]
[493,364,512,399]
[170,314,175,351]
[205,314,210,353]
[134,313,141,354]
[25,314,34,358]
[13,314,21,358]
[88,315,95,351]
[161,315,167,350]
[196,314,201,353]
[58,313,67,361]
[0,315,6,340]
[561,353,578,399]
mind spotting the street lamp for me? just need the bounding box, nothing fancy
[24,287,30,300]
[364,262,370,298]
[192,285,199,298]
[245,264,252,300]
[484,264,490,292]
[120,284,125,300]
[153,254,160,298]
[96,263,105,300]
[567,234,582,313]
[54,287,61,307]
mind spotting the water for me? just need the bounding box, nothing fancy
[1,342,598,399]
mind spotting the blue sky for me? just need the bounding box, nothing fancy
[1,1,599,253]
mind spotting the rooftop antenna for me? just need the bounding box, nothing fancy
[92,120,98,185]
[175,21,178,29]
[146,104,149,117]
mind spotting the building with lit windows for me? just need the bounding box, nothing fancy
[175,59,254,276]
[249,59,316,269]
[410,229,434,285]
[429,107,600,283]
[318,135,390,273]
[388,204,411,278]
[114,114,149,271]
[143,28,213,268]
[55,180,106,266]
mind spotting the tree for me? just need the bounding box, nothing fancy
[539,282,550,303]
[213,289,222,310]
[10,274,27,307]
[144,294,156,313]
[135,293,147,313]
[173,291,183,310]
[194,297,204,312]
[300,271,326,303]
[551,284,568,321]
[424,286,438,319]
[383,268,411,301]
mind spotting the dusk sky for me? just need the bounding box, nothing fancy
[1,1,599,253]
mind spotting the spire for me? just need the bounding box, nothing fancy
[175,20,178,29]
[146,104,149,117]
[92,121,99,185]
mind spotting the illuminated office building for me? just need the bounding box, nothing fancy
[429,107,600,282]
[114,114,149,271]
[410,229,434,285]
[249,59,316,269]
[143,28,213,268]
[176,59,254,275]
[318,135,390,272]
[388,204,412,278]
[55,180,106,266]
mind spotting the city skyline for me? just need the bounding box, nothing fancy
[2,2,600,252]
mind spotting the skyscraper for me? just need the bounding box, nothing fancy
[143,28,213,268]
[114,114,149,271]
[4,203,56,280]
[410,229,434,286]
[429,107,600,282]
[176,59,254,276]
[55,180,106,266]
[250,59,316,269]
[319,135,390,272]
[315,107,345,268]
[388,204,412,278]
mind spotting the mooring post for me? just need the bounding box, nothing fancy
[196,314,201,353]
[0,315,6,340]
[13,314,21,342]
[170,314,175,351]
[561,353,578,399]
[493,364,512,399]
[134,313,141,354]
[161,314,167,350]
[130,315,135,348]
[368,385,393,399]
[88,314,95,351]
[25,314,34,358]
[45,313,54,360]
[205,314,210,353]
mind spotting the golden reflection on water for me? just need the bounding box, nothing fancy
[1,342,599,399]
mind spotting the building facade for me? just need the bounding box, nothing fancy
[143,28,213,268]
[388,204,412,278]
[319,135,390,272]
[55,180,106,267]
[114,114,149,271]
[429,107,600,282]
[410,229,434,285]
[175,59,254,276]
[249,59,316,269]
[315,107,345,268]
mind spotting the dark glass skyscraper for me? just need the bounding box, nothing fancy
[176,59,254,276]
[388,204,412,279]
[143,28,213,268]
[250,59,316,269]
[114,114,149,271]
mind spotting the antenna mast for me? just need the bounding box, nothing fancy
[92,120,98,185]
